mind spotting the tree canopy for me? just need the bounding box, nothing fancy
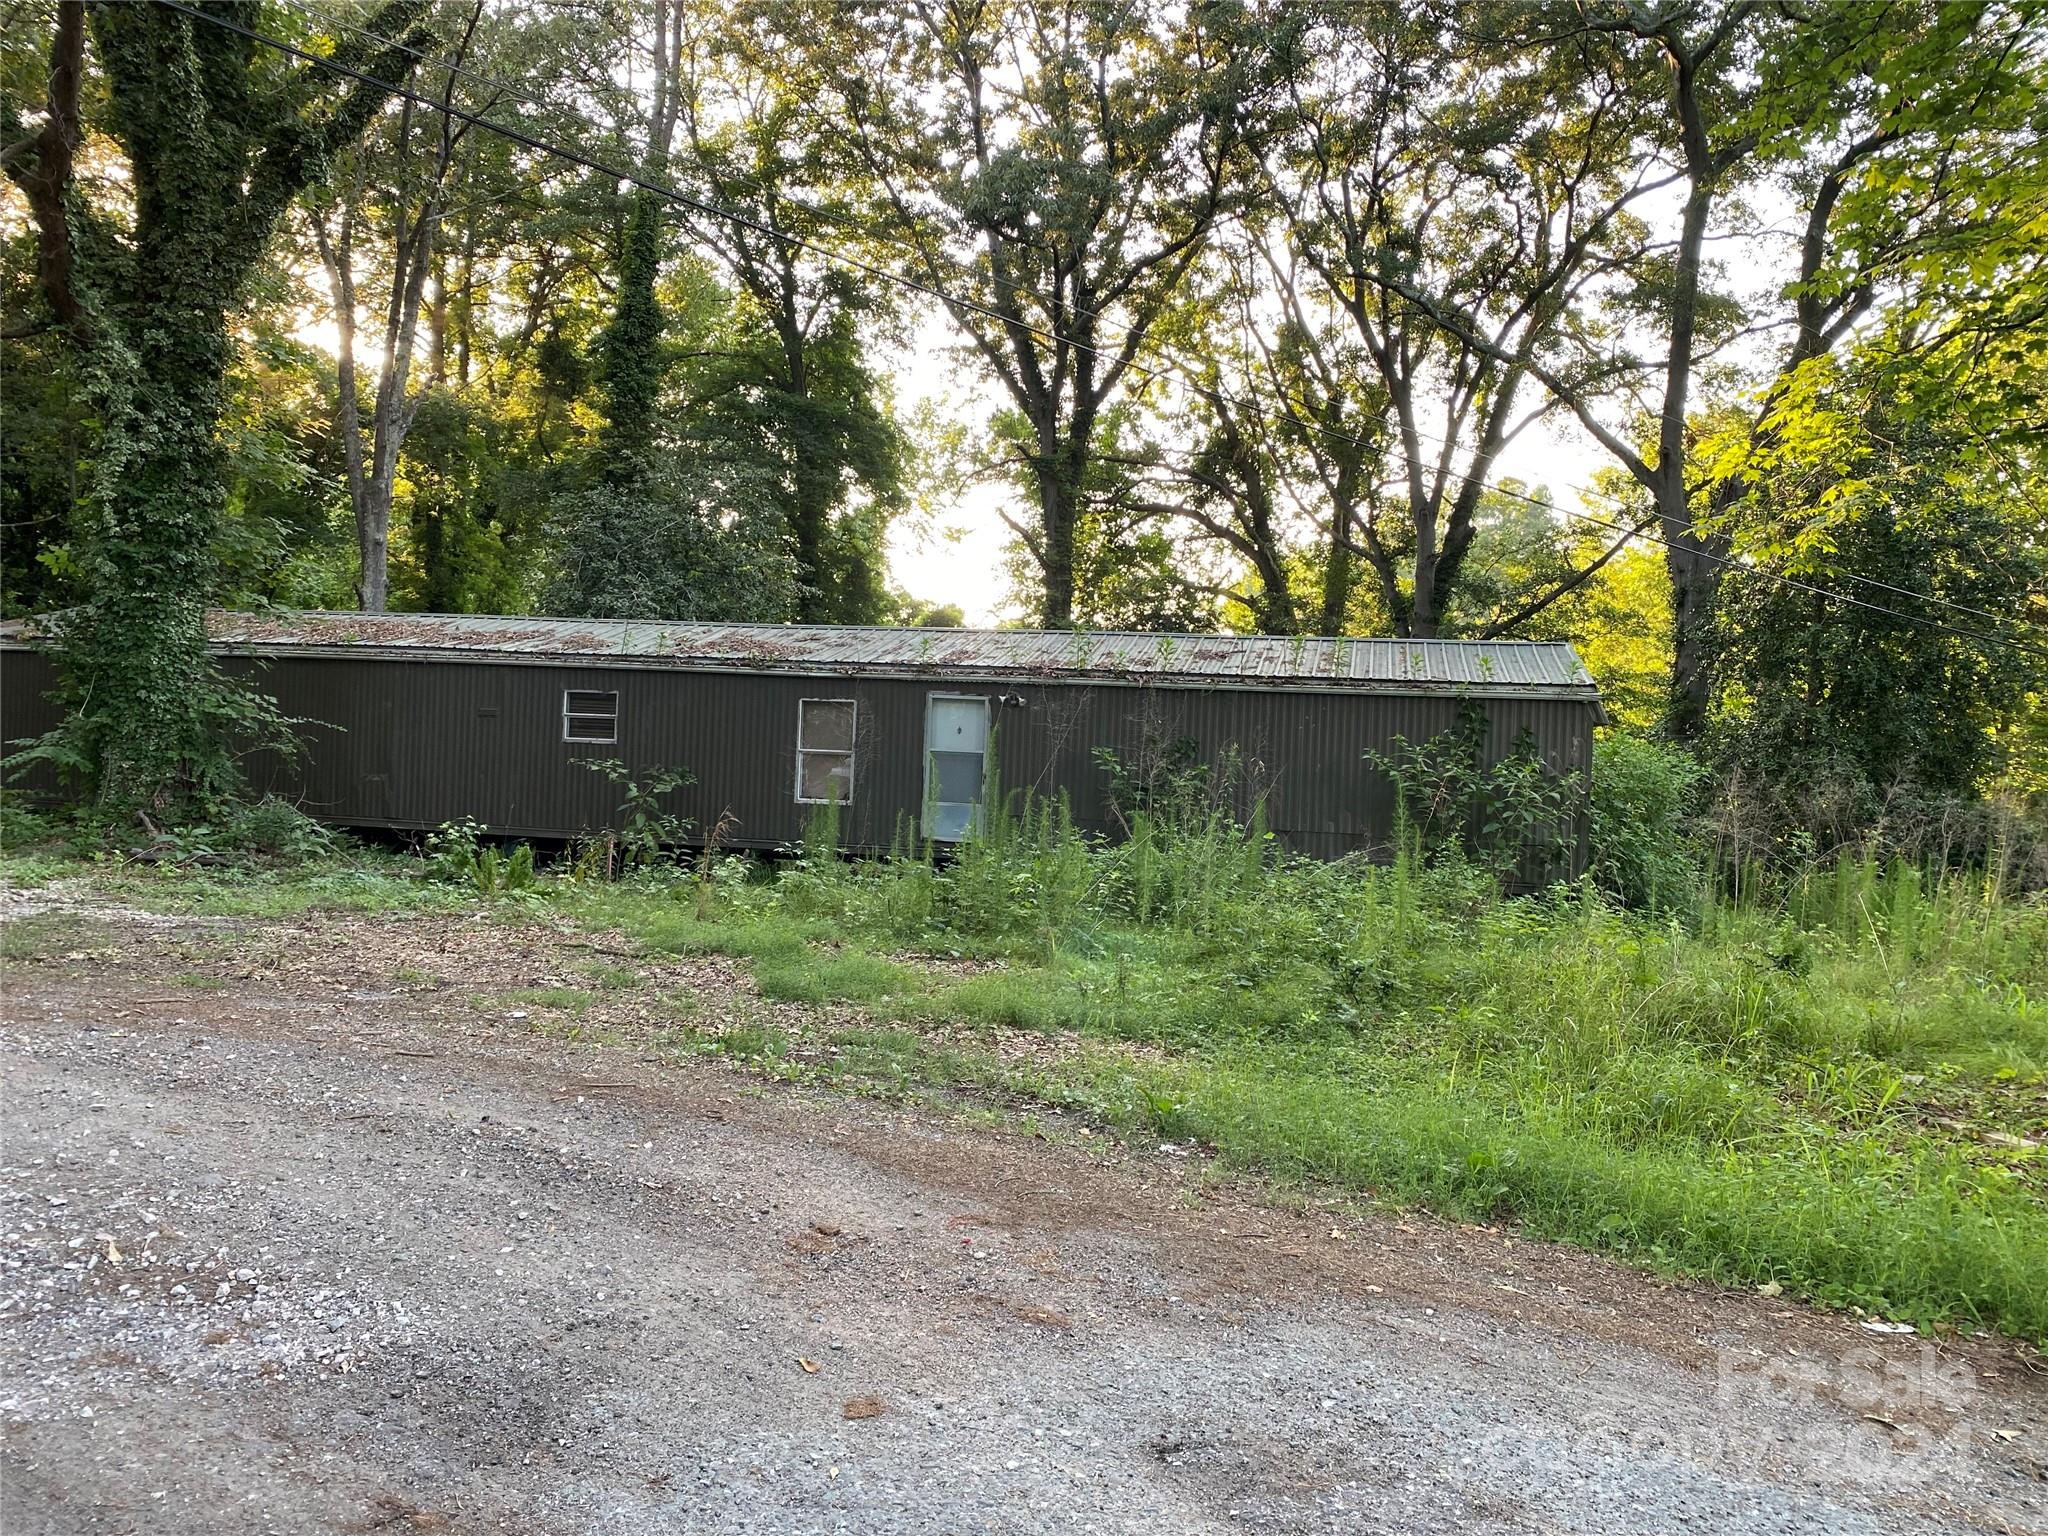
[2,0,2042,833]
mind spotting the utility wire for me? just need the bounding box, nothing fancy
[267,0,2040,641]
[274,0,2042,640]
[161,0,2048,664]
[273,0,1093,322]
[277,0,587,122]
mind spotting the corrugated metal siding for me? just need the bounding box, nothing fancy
[0,646,1599,878]
[232,656,912,850]
[0,649,64,798]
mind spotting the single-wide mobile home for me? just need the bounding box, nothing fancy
[0,611,1605,873]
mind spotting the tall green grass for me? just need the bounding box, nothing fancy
[19,794,2036,1338]
[599,797,2047,1341]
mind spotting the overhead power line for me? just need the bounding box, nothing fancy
[157,0,2048,664]
[260,0,2041,644]
[272,0,2041,642]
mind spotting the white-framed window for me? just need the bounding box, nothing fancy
[923,692,989,840]
[796,698,857,804]
[562,688,619,744]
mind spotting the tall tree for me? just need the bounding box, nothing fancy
[592,0,684,484]
[667,1,907,622]
[309,0,492,612]
[2,0,429,816]
[810,0,1265,626]
[1403,0,2047,734]
[1250,0,1660,639]
[1117,239,1388,636]
[552,0,807,626]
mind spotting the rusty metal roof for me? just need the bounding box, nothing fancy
[2,610,1602,697]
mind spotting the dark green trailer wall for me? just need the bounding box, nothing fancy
[0,645,1597,871]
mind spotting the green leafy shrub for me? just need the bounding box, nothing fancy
[425,817,538,896]
[1589,732,1706,912]
[218,796,340,860]
[1365,703,1582,885]
[0,800,76,855]
[580,759,695,872]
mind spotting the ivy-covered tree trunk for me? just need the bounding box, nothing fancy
[61,295,236,813]
[4,0,431,820]
[1317,517,1355,638]
[594,187,667,488]
[1031,422,1093,630]
[1035,482,1077,630]
[788,447,835,623]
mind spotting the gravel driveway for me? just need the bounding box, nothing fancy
[2,900,2043,1535]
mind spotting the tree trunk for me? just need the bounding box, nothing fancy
[6,0,429,817]
[357,504,391,611]
[67,313,232,812]
[789,455,833,623]
[1408,481,1442,638]
[60,31,244,809]
[315,211,403,618]
[1407,590,1440,638]
[454,221,475,386]
[427,255,448,386]
[1664,523,1719,740]
[1317,511,1354,636]
[596,187,666,486]
[1037,478,1076,629]
[1657,176,1721,740]
[360,225,435,611]
[1225,420,1299,633]
[1034,430,1084,629]
[1040,493,1075,628]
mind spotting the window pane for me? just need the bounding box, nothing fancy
[927,799,974,842]
[565,715,616,743]
[800,750,852,801]
[565,690,617,717]
[930,749,982,805]
[800,699,855,752]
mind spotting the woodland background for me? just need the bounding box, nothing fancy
[1,0,2044,850]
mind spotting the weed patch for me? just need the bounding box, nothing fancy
[494,987,596,1015]
[0,914,112,962]
[19,812,2041,1341]
[573,820,2047,1343]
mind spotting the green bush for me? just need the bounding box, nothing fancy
[579,759,696,873]
[425,817,539,897]
[1590,732,1706,912]
[218,796,340,859]
[1366,704,1581,886]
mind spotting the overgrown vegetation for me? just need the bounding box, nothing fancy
[6,781,2043,1342]
[7,2,2042,827]
[2,2,434,817]
[1366,704,1582,887]
[424,817,538,897]
[611,812,2048,1342]
[0,0,2041,1352]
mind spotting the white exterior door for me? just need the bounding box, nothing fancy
[924,694,990,841]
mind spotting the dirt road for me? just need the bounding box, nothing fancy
[2,899,2043,1534]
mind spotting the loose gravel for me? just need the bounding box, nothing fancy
[2,900,2043,1534]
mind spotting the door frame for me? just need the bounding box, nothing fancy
[922,691,991,840]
